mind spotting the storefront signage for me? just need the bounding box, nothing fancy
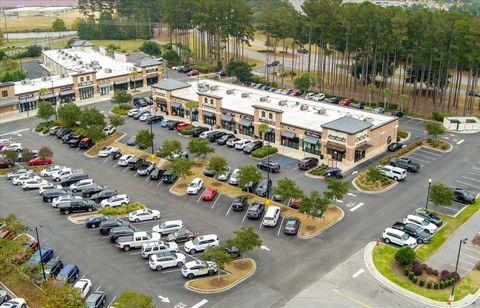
[356,133,368,142]
[328,134,346,143]
[78,81,93,88]
[305,131,321,138]
[240,114,253,121]
[60,86,72,92]
[259,118,275,126]
[19,93,33,100]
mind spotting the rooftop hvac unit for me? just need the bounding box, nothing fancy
[226,89,235,95]
[104,68,112,73]
[278,100,288,106]
[260,96,269,102]
[300,103,309,111]
[317,108,326,115]
[241,93,249,98]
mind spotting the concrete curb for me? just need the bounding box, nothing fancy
[364,242,480,307]
[185,259,256,294]
[352,176,398,194]
[297,206,345,239]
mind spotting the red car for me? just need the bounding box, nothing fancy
[339,99,352,106]
[176,122,192,131]
[28,156,52,166]
[187,70,199,77]
[289,91,302,96]
[201,187,218,201]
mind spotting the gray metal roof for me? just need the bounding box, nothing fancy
[321,116,373,134]
[152,79,191,91]
[71,40,93,47]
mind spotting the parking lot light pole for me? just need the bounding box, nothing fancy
[450,238,468,303]
[34,226,46,281]
[425,178,432,212]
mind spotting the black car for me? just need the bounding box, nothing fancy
[257,161,280,173]
[109,225,136,242]
[298,157,318,170]
[391,111,404,118]
[161,170,178,184]
[85,291,106,308]
[33,258,63,285]
[388,142,403,152]
[42,189,71,203]
[147,115,164,124]
[58,199,96,215]
[192,126,209,137]
[232,195,249,211]
[111,150,122,160]
[207,131,226,142]
[150,168,166,180]
[454,188,476,204]
[85,215,115,228]
[246,202,265,219]
[284,217,300,235]
[80,184,104,198]
[99,219,128,235]
[216,133,236,145]
[90,189,118,202]
[165,120,181,130]
[243,141,263,154]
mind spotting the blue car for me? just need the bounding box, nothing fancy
[27,248,54,266]
[85,215,113,228]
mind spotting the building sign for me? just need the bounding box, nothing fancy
[60,86,72,92]
[259,118,275,126]
[355,132,368,142]
[328,133,346,143]
[240,114,253,121]
[155,89,166,97]
[305,130,321,138]
[19,93,34,100]
[78,81,93,88]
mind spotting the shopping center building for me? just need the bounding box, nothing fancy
[151,79,399,165]
[0,40,163,115]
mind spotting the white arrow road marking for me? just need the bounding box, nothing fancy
[350,203,364,212]
[191,299,208,308]
[456,139,464,145]
[352,268,364,278]
[260,245,270,251]
[0,128,29,136]
[158,295,170,303]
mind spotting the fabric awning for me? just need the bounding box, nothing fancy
[203,111,215,117]
[60,90,75,96]
[281,131,296,139]
[238,119,252,127]
[326,142,346,152]
[221,114,233,122]
[171,102,182,108]
[303,135,319,144]
[114,80,128,85]
[356,143,373,151]
[42,93,55,99]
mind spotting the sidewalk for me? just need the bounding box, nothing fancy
[427,209,480,277]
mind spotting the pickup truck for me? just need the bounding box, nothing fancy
[389,158,420,172]
[137,162,154,176]
[392,222,431,244]
[116,231,161,251]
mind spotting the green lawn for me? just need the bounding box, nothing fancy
[373,244,480,302]
[416,199,480,260]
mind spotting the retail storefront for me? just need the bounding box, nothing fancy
[98,84,113,96]
[238,117,254,136]
[221,113,235,131]
[114,81,129,91]
[171,102,185,118]
[302,132,321,155]
[281,130,299,149]
[203,111,216,126]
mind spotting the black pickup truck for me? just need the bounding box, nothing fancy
[392,222,431,244]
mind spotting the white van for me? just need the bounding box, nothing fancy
[262,206,281,227]
[380,165,407,181]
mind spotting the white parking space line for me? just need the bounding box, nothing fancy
[277,217,285,236]
[242,205,251,222]
[107,296,117,308]
[463,176,480,183]
[226,200,234,215]
[456,139,465,145]
[456,180,480,190]
[191,299,209,308]
[416,149,441,156]
[210,194,221,209]
[350,203,364,212]
[352,268,364,278]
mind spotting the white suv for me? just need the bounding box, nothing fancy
[403,215,438,234]
[152,220,184,235]
[70,179,94,192]
[181,260,217,279]
[382,228,417,248]
[141,241,179,258]
[118,154,134,166]
[149,252,186,271]
[379,165,407,181]
[187,178,203,195]
[184,234,219,254]
[100,194,129,208]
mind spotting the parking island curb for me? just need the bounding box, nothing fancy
[352,176,398,194]
[184,258,256,294]
[364,242,480,308]
[297,206,345,239]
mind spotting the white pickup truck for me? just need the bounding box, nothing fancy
[116,231,161,251]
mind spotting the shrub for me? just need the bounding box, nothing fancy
[111,106,128,116]
[397,130,409,139]
[433,269,439,276]
[251,145,278,158]
[434,282,439,289]
[309,164,328,176]
[411,262,423,276]
[180,126,192,135]
[412,275,418,283]
[426,267,433,275]
[378,140,423,165]
[427,281,433,289]
[440,270,451,281]
[419,279,425,287]
[98,202,144,216]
